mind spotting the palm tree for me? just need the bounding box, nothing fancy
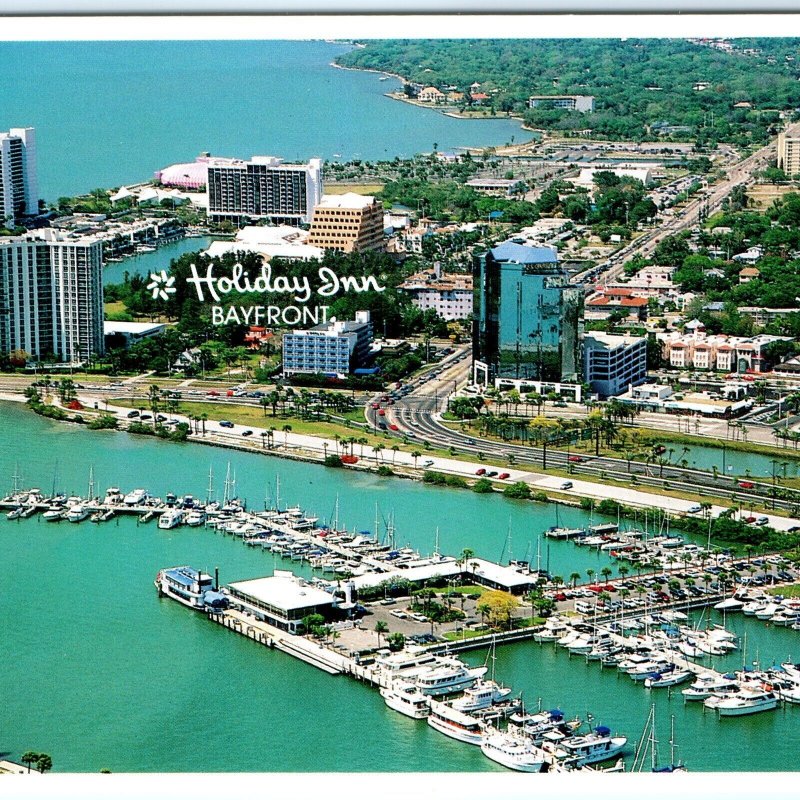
[21,751,39,774]
[391,445,400,465]
[372,444,384,464]
[282,424,292,448]
[618,564,630,581]
[569,571,581,589]
[600,566,612,583]
[375,620,388,647]
[411,450,422,469]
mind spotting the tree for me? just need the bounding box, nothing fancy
[21,751,39,774]
[479,589,519,630]
[36,754,53,774]
[387,632,405,651]
[375,620,389,646]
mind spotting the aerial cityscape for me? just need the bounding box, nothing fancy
[6,35,800,777]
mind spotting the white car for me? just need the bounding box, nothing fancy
[686,504,702,513]
[422,460,435,468]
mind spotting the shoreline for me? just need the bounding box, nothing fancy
[5,395,798,531]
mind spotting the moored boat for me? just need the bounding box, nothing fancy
[427,699,486,744]
[380,682,430,719]
[480,730,548,773]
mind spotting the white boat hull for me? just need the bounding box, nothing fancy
[427,713,484,745]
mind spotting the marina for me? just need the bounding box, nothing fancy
[2,402,800,772]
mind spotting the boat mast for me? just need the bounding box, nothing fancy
[333,493,339,531]
[88,466,95,501]
[12,461,20,494]
[207,465,214,506]
[434,527,440,558]
[374,503,379,544]
[222,462,231,506]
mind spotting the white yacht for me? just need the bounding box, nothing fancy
[644,668,693,688]
[480,730,548,772]
[713,597,744,612]
[66,504,90,523]
[183,510,206,527]
[771,607,800,626]
[683,673,739,701]
[380,682,431,719]
[754,603,781,620]
[414,658,487,696]
[544,726,627,766]
[123,488,149,506]
[451,680,512,712]
[533,617,568,642]
[427,699,486,744]
[42,506,65,521]
[158,508,184,530]
[741,600,767,616]
[714,687,780,717]
[6,507,22,520]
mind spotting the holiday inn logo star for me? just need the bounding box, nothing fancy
[147,270,176,302]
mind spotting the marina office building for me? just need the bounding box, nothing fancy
[0,127,38,226]
[472,242,583,389]
[206,155,323,225]
[0,229,104,362]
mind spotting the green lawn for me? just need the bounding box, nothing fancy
[769,583,800,598]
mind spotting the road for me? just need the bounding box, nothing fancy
[570,138,778,286]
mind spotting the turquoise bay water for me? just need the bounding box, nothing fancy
[1,401,799,772]
[0,41,525,201]
[103,236,214,286]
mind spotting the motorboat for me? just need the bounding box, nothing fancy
[5,507,22,520]
[713,597,744,612]
[480,730,548,772]
[183,510,206,527]
[123,488,149,506]
[158,508,184,530]
[451,680,512,712]
[533,618,569,642]
[714,687,780,717]
[682,673,739,701]
[427,699,486,744]
[754,603,781,620]
[644,668,693,688]
[543,726,627,766]
[66,504,90,523]
[42,506,65,521]
[379,682,431,719]
[414,658,487,696]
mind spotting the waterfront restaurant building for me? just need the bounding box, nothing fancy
[0,229,104,363]
[472,242,583,387]
[226,571,336,633]
[206,155,323,225]
[306,193,385,253]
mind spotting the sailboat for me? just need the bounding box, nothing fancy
[633,705,687,773]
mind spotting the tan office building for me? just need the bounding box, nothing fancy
[778,125,800,177]
[306,193,384,253]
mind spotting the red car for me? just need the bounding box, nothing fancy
[603,584,616,592]
[207,390,220,397]
[475,468,486,476]
[498,472,510,480]
[388,423,399,431]
[554,592,567,602]
[568,455,583,463]
[378,409,386,416]
[738,481,755,489]
[370,402,380,409]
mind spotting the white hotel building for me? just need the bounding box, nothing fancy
[0,229,104,362]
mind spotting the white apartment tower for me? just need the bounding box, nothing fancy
[0,127,38,226]
[0,230,104,363]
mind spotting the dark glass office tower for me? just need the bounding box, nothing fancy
[473,242,582,383]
